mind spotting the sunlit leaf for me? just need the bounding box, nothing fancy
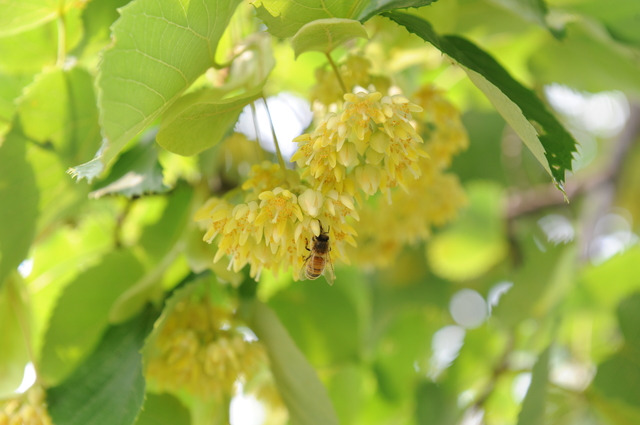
[0,126,39,288]
[517,345,551,425]
[0,7,83,74]
[358,0,438,22]
[156,87,262,156]
[133,392,191,425]
[292,18,368,58]
[245,300,339,425]
[47,307,156,425]
[385,11,577,186]
[40,250,146,385]
[0,0,79,37]
[253,0,367,38]
[0,277,30,398]
[18,67,101,165]
[0,73,31,137]
[79,0,242,180]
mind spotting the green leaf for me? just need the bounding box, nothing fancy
[0,0,78,37]
[81,0,242,180]
[488,0,564,38]
[0,276,30,398]
[0,6,83,74]
[90,135,168,198]
[266,271,363,365]
[0,73,31,137]
[0,126,39,288]
[529,22,640,96]
[427,182,506,282]
[292,18,368,58]
[357,0,438,22]
[133,393,191,425]
[415,381,459,425]
[385,11,577,186]
[593,349,640,409]
[18,67,101,165]
[562,0,640,48]
[253,0,367,38]
[245,300,339,425]
[517,346,551,425]
[47,307,156,425]
[109,186,194,323]
[39,250,146,385]
[156,87,262,156]
[617,293,640,348]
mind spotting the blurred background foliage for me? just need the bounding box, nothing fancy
[1,0,640,424]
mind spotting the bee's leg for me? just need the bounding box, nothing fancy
[305,238,310,251]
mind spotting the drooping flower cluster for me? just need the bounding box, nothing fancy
[348,85,469,268]
[195,161,357,280]
[291,90,428,197]
[0,387,52,425]
[145,295,266,399]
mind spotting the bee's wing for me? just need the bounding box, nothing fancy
[323,253,335,286]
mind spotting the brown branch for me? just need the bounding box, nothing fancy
[505,103,640,219]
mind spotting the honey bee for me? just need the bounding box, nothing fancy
[302,223,335,285]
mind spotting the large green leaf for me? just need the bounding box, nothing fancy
[385,11,577,186]
[357,0,438,22]
[75,0,242,180]
[253,0,367,38]
[0,276,30,398]
[517,346,551,425]
[156,87,262,156]
[39,250,145,385]
[18,66,101,165]
[47,307,156,425]
[0,126,39,288]
[245,300,339,425]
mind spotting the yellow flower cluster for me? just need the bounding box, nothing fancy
[292,90,427,198]
[146,296,266,399]
[196,161,357,280]
[0,388,52,425]
[349,86,469,268]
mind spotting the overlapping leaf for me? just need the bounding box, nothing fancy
[47,308,156,425]
[385,11,577,186]
[75,0,242,180]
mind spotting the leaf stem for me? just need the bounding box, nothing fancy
[325,52,347,94]
[55,6,66,67]
[260,96,289,179]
